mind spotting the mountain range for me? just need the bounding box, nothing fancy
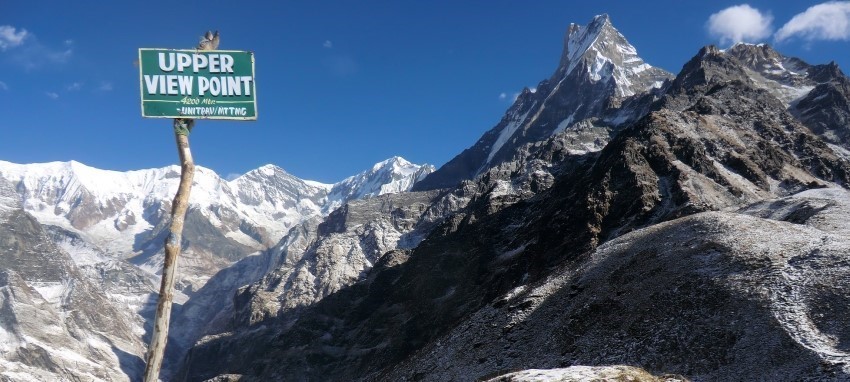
[2,13,850,382]
[0,156,433,380]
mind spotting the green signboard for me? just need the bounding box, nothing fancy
[138,48,257,120]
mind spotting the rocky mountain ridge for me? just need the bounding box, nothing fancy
[413,14,672,191]
[182,15,850,382]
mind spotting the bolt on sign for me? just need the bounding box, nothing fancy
[138,49,257,120]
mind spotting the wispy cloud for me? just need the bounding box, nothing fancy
[66,82,82,91]
[498,92,507,100]
[14,41,73,70]
[707,4,773,45]
[0,25,28,50]
[0,26,73,70]
[323,40,333,49]
[0,81,7,91]
[776,1,850,42]
[46,91,58,99]
[98,81,113,92]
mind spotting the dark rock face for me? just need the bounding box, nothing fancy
[793,73,850,152]
[382,193,850,381]
[182,30,850,381]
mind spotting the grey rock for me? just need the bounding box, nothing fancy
[182,32,850,382]
[0,178,145,381]
[383,190,850,381]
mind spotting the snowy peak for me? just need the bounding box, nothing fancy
[368,156,426,177]
[412,15,673,191]
[558,14,613,72]
[229,163,329,209]
[0,157,434,251]
[555,14,670,97]
[327,157,434,211]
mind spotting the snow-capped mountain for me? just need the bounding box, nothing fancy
[553,14,669,98]
[0,156,432,381]
[413,14,672,191]
[0,158,432,284]
[7,11,850,382]
[327,156,436,212]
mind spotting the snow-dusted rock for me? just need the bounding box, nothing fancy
[0,157,433,380]
[414,14,672,191]
[485,366,685,382]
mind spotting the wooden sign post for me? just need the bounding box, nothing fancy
[138,31,255,381]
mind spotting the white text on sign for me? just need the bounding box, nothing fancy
[143,52,254,96]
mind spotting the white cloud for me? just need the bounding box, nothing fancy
[98,81,113,91]
[775,1,850,42]
[46,91,58,99]
[707,4,773,45]
[323,40,333,48]
[0,25,28,50]
[0,81,7,91]
[0,28,73,70]
[499,92,507,100]
[322,55,358,76]
[15,42,73,70]
[66,82,82,91]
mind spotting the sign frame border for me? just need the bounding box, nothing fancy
[138,48,258,121]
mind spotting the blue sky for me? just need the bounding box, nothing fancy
[2,1,849,183]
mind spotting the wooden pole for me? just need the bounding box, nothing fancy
[143,31,219,382]
[142,119,195,382]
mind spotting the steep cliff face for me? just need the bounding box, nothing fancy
[413,14,672,191]
[181,24,850,382]
[169,188,470,377]
[0,178,146,381]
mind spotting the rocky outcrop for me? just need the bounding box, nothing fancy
[233,190,446,326]
[380,189,850,381]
